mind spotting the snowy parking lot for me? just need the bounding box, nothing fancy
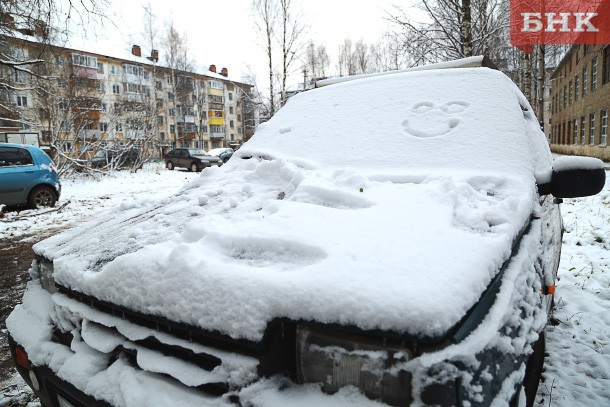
[0,163,609,406]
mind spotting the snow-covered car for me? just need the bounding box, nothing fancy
[207,147,234,164]
[8,57,606,407]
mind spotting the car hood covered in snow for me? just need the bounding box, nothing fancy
[34,67,552,342]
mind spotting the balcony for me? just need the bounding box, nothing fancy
[76,129,101,140]
[178,115,195,123]
[209,103,224,111]
[209,132,225,140]
[126,129,146,139]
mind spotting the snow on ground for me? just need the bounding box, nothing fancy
[0,163,199,241]
[535,171,610,406]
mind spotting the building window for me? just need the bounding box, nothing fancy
[156,81,162,90]
[14,70,27,84]
[168,92,174,100]
[169,108,175,116]
[589,113,595,144]
[209,80,223,89]
[601,108,608,145]
[55,55,66,65]
[58,98,69,110]
[204,140,209,149]
[568,80,572,105]
[602,47,610,83]
[72,53,97,68]
[157,116,163,124]
[98,81,105,93]
[591,57,597,91]
[230,133,235,141]
[582,66,588,97]
[97,62,104,73]
[110,65,120,75]
[112,84,120,94]
[116,123,123,132]
[563,85,567,108]
[16,95,27,107]
[229,120,234,129]
[574,75,579,101]
[580,116,586,144]
[573,119,578,144]
[100,123,108,132]
[229,106,234,114]
[194,141,200,148]
[170,125,175,134]
[228,92,233,101]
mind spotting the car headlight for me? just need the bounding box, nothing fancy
[296,325,412,405]
[37,258,58,294]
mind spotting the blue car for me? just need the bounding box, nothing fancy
[0,143,61,209]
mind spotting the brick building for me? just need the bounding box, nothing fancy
[549,44,610,161]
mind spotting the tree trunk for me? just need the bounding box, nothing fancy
[461,0,473,57]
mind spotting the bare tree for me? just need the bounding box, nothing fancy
[388,0,508,63]
[0,0,109,136]
[353,40,370,74]
[337,38,356,76]
[252,0,277,115]
[304,41,329,80]
[277,0,306,105]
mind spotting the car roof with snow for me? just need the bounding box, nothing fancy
[36,66,553,342]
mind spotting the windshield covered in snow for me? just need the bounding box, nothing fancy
[238,68,552,183]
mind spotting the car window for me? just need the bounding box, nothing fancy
[0,147,34,167]
[188,149,208,157]
[179,150,189,158]
[93,150,107,158]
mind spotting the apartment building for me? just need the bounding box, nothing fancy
[0,30,256,159]
[549,44,610,161]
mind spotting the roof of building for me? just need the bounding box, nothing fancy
[6,31,252,89]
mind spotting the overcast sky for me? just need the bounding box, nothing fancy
[71,0,408,87]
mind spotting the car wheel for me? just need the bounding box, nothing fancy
[28,186,57,209]
[166,161,174,170]
[190,162,199,172]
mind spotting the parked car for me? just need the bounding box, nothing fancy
[164,148,221,171]
[90,148,141,170]
[0,143,61,209]
[7,57,606,407]
[207,147,234,163]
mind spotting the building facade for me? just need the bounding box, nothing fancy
[0,32,256,160]
[549,44,610,161]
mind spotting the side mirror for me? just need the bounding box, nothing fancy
[539,156,606,198]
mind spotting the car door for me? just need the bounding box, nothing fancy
[0,146,37,206]
[178,149,190,168]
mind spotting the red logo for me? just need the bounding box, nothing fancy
[510,0,610,52]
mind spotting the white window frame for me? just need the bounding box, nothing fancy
[601,108,608,146]
[589,113,595,145]
[16,95,28,107]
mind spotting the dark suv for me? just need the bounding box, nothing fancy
[165,148,221,172]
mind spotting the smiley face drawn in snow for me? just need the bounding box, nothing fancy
[402,101,470,138]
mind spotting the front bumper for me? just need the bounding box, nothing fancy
[9,338,110,407]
